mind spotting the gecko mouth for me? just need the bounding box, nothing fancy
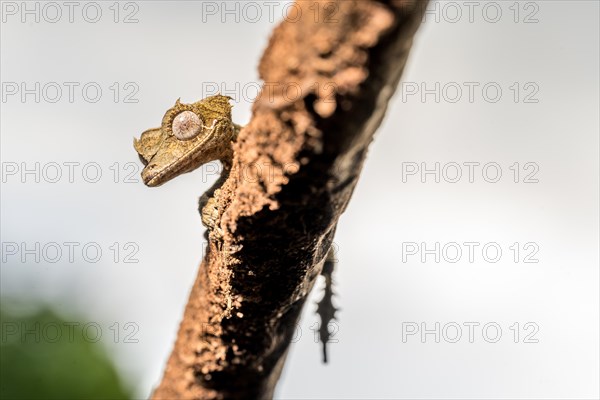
[141,152,200,187]
[142,163,174,187]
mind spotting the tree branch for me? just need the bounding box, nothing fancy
[152,1,427,398]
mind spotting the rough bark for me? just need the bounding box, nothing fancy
[152,1,427,398]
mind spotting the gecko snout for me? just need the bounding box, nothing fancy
[140,163,163,187]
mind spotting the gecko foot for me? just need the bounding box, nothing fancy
[200,195,225,243]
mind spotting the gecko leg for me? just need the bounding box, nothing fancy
[316,247,338,363]
[200,195,220,231]
[199,163,230,241]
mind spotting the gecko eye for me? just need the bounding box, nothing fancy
[172,111,202,140]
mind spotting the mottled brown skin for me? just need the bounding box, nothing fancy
[134,95,240,230]
[134,95,238,188]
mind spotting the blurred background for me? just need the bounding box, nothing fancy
[1,1,598,398]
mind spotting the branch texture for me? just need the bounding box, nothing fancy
[153,1,427,398]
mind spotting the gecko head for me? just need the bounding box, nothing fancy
[133,95,235,187]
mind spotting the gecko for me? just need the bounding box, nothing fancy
[133,94,338,363]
